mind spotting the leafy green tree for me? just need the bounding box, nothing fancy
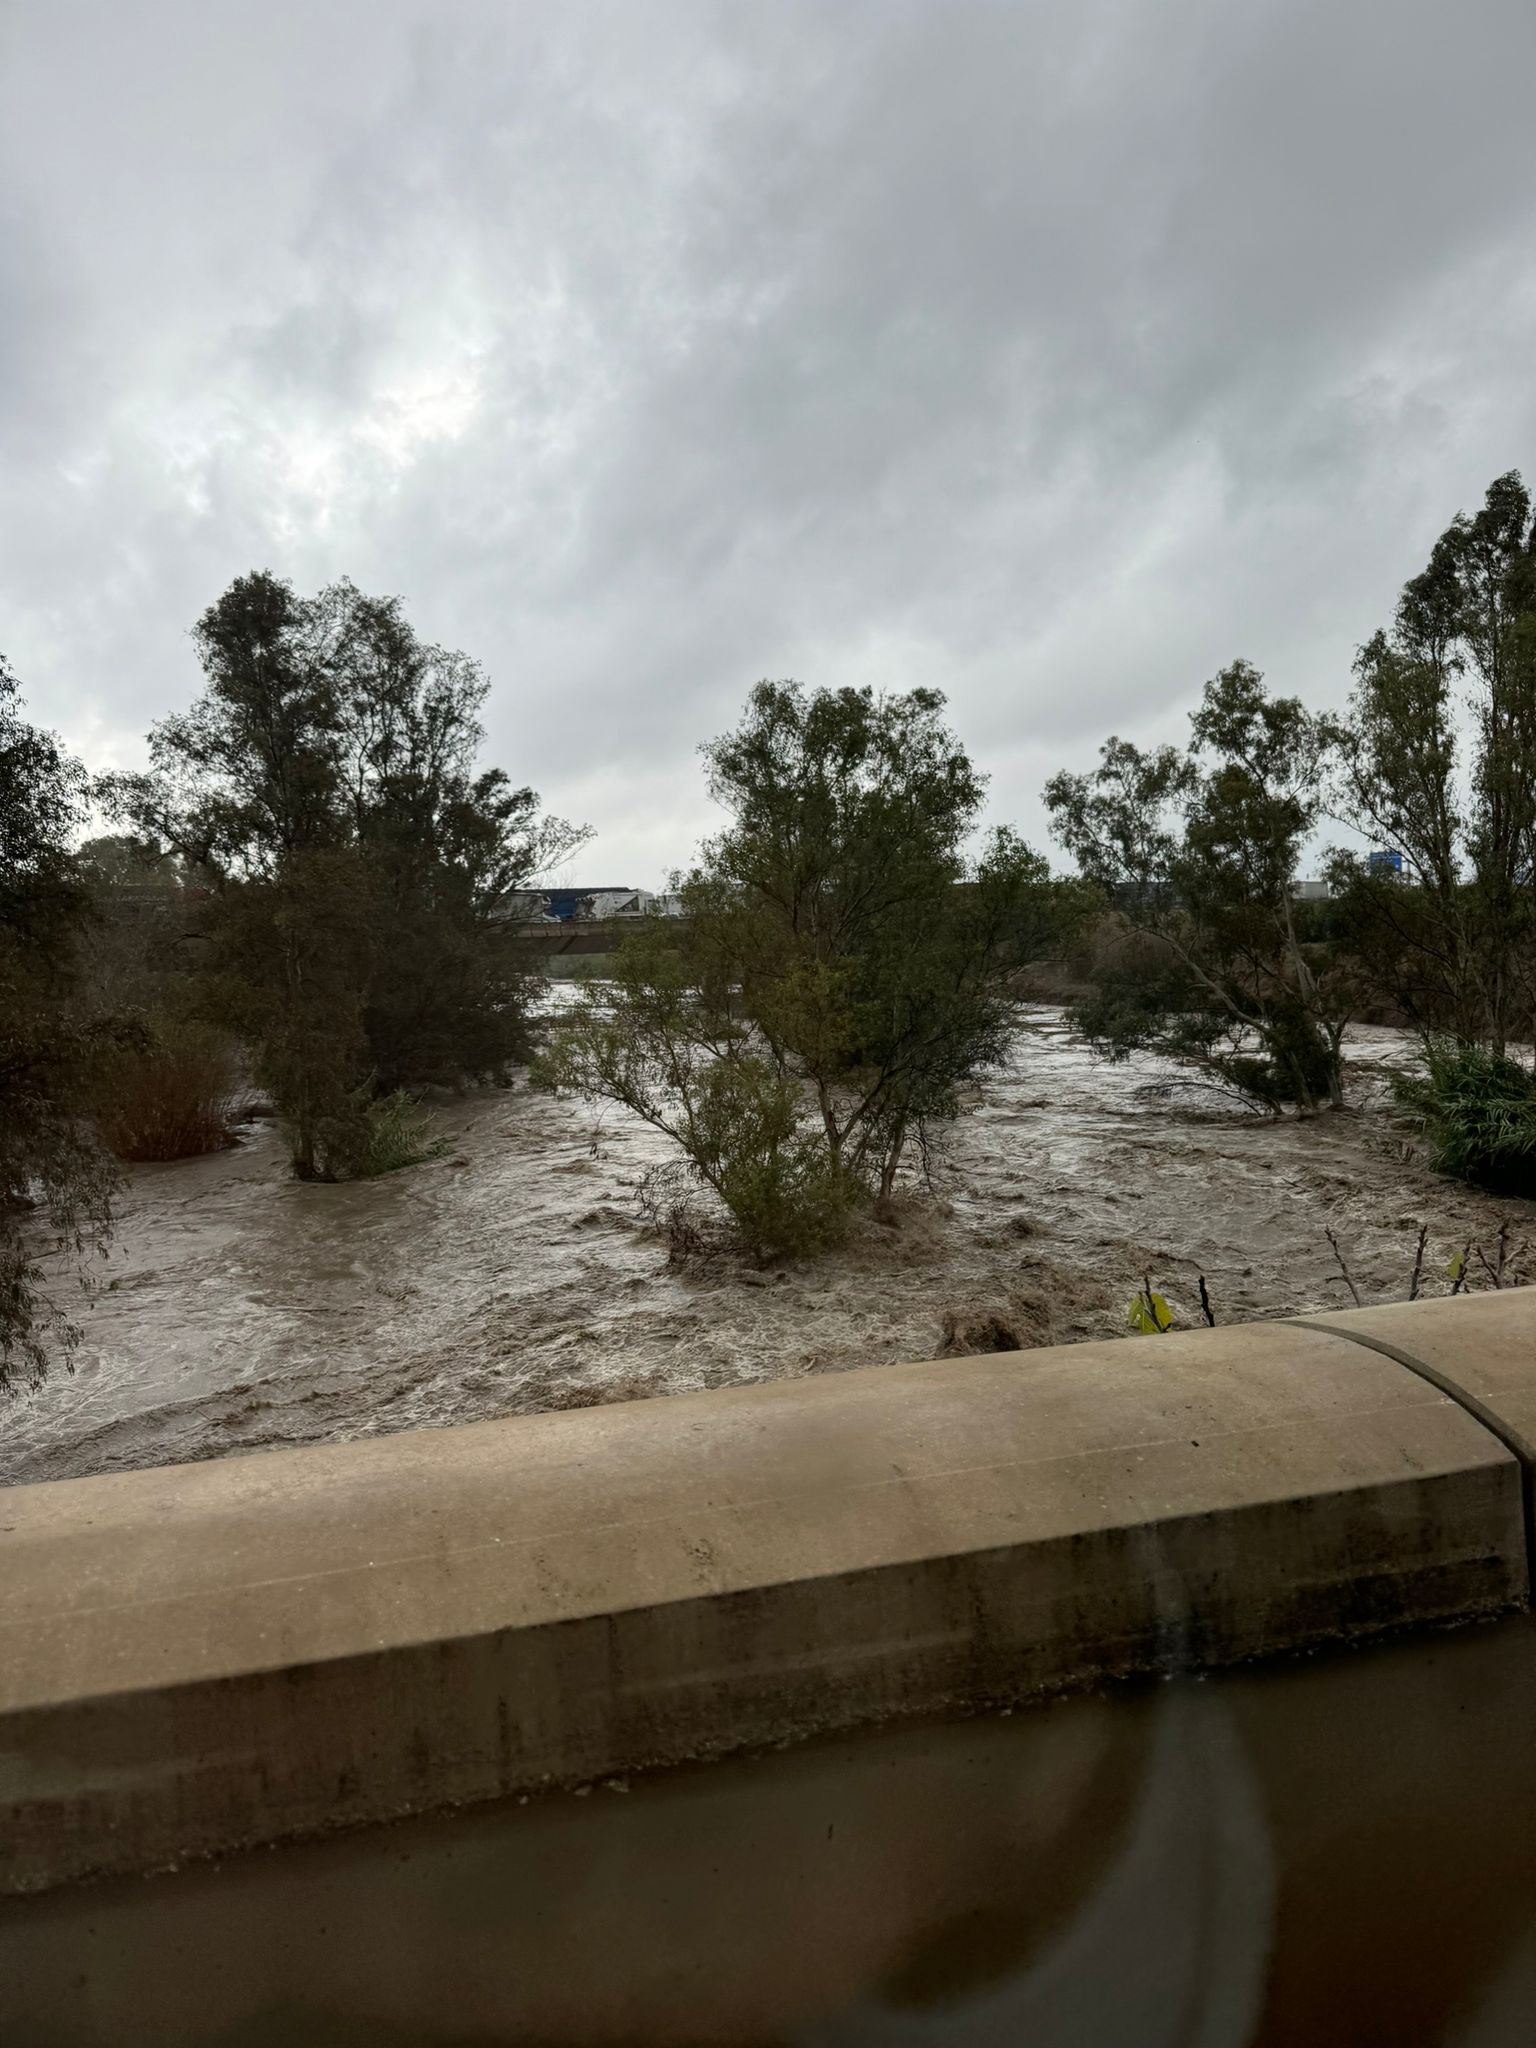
[199,849,378,1179]
[691,684,1081,1191]
[1328,470,1536,1054]
[103,572,586,1175]
[1046,661,1351,1111]
[543,682,1081,1254]
[539,934,861,1259]
[1,658,121,1390]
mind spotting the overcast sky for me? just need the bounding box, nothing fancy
[5,0,1536,885]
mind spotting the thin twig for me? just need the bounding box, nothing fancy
[1496,1221,1511,1286]
[1451,1239,1473,1297]
[1408,1223,1429,1302]
[1475,1245,1503,1289]
[1325,1227,1362,1307]
[1197,1273,1216,1328]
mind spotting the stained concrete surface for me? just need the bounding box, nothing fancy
[1306,1290,1536,1458]
[4,1615,1536,2046]
[3,1309,1524,1892]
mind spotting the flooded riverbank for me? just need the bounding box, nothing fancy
[2,1008,1531,1487]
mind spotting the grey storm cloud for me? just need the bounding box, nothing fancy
[4,0,1536,882]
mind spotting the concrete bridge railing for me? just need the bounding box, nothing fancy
[2,1289,1533,1893]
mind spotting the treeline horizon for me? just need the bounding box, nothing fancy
[4,467,1536,1388]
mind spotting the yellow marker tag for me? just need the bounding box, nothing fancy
[1445,1251,1465,1283]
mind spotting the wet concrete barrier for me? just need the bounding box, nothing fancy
[1,1292,1532,1893]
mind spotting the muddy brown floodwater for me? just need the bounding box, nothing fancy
[3,1005,1533,1488]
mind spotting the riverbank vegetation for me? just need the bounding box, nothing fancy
[538,682,1087,1256]
[0,659,122,1391]
[5,470,1536,1383]
[1045,659,1350,1112]
[3,575,583,1378]
[1046,470,1536,1163]
[99,571,587,1180]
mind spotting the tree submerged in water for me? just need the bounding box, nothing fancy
[541,681,1087,1257]
[102,572,588,1180]
[1046,661,1351,1114]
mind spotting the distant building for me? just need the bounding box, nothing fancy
[505,887,677,923]
[1292,879,1331,902]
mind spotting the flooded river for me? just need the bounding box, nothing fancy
[3,1008,1532,1487]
